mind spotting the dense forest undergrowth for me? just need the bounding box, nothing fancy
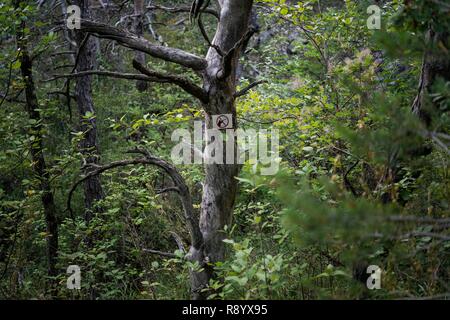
[0,0,449,300]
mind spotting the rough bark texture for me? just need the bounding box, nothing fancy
[74,0,104,223]
[16,3,59,288]
[198,0,253,283]
[412,28,450,126]
[133,0,148,91]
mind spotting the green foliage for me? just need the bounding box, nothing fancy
[0,0,448,300]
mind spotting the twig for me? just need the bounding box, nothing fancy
[67,148,204,250]
[234,80,267,98]
[46,70,152,82]
[156,187,180,194]
[143,248,176,258]
[146,4,219,20]
[344,160,359,196]
[198,15,223,56]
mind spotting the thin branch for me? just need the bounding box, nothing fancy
[67,148,204,250]
[132,59,208,103]
[170,231,186,253]
[46,70,152,82]
[67,158,149,219]
[143,248,176,258]
[47,68,209,103]
[238,115,297,125]
[344,160,359,196]
[198,15,223,56]
[218,28,256,80]
[435,132,450,140]
[156,187,180,194]
[146,4,219,20]
[50,51,76,57]
[431,135,450,154]
[54,64,75,70]
[61,33,90,120]
[46,91,77,101]
[190,0,212,23]
[388,216,450,224]
[234,80,266,98]
[279,15,327,66]
[0,58,16,108]
[0,91,25,104]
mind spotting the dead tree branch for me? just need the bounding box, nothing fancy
[234,80,266,98]
[132,59,209,103]
[143,248,177,258]
[47,70,152,82]
[67,148,204,251]
[78,19,207,70]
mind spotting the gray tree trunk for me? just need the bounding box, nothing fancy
[195,0,254,296]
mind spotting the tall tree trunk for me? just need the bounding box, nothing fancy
[133,0,148,91]
[15,1,59,290]
[74,0,104,223]
[412,28,450,126]
[196,0,253,294]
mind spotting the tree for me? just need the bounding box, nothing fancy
[73,0,104,224]
[66,0,257,298]
[14,0,59,293]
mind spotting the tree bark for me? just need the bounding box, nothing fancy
[197,0,253,289]
[15,1,59,290]
[133,0,148,91]
[76,0,255,299]
[412,28,450,126]
[74,0,104,223]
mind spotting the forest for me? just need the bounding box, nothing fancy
[0,0,448,301]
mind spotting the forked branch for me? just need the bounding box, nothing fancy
[67,148,204,250]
